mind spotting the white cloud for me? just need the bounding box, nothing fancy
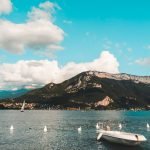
[135,58,150,66]
[61,51,119,80]
[0,0,12,15]
[0,1,64,54]
[0,51,119,90]
[27,1,59,22]
[39,1,56,10]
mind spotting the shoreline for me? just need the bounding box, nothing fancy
[0,102,149,111]
[0,108,149,111]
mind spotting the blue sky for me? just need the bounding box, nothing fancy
[0,0,149,89]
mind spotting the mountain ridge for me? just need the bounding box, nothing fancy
[1,71,150,110]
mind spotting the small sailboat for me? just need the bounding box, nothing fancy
[97,129,147,146]
[21,101,25,112]
[44,126,47,132]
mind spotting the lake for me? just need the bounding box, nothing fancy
[0,110,149,150]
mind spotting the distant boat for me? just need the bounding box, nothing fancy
[21,101,25,112]
[97,129,147,146]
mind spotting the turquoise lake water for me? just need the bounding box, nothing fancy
[0,110,149,150]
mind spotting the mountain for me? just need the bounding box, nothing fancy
[0,89,30,99]
[2,71,150,110]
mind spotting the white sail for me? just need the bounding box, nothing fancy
[21,101,25,112]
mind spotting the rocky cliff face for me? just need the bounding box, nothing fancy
[5,71,150,110]
[87,71,150,84]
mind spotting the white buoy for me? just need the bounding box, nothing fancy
[96,123,99,130]
[119,123,122,130]
[147,123,149,129]
[10,125,14,130]
[44,126,47,132]
[78,126,82,132]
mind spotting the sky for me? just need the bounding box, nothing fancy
[0,0,150,90]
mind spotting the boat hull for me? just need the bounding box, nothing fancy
[102,135,142,146]
[97,130,147,146]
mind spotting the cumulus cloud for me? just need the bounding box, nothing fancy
[0,0,12,15]
[0,51,119,90]
[60,51,119,80]
[0,1,64,53]
[135,58,150,66]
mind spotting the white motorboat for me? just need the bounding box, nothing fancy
[97,129,147,146]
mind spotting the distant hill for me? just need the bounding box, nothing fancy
[0,89,30,99]
[9,71,149,110]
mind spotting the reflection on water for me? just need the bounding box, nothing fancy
[99,140,145,150]
[0,110,149,150]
